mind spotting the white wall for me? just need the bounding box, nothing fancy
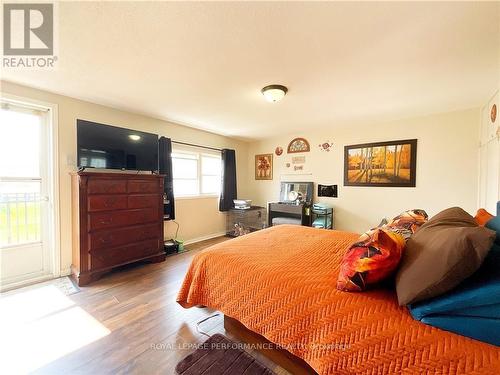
[1,80,250,274]
[478,90,500,213]
[246,108,481,233]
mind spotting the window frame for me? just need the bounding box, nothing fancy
[171,146,222,199]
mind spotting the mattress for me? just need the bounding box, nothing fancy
[177,225,500,374]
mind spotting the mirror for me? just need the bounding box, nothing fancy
[280,182,314,204]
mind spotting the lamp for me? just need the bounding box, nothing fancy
[261,84,288,103]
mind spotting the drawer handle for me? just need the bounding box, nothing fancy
[100,219,113,225]
[104,199,116,207]
[100,236,114,244]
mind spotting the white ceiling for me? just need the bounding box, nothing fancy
[2,1,499,140]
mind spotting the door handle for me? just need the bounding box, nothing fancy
[41,196,49,202]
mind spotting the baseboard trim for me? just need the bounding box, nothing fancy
[183,232,226,246]
[60,268,71,277]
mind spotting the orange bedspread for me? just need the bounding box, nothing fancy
[177,225,500,374]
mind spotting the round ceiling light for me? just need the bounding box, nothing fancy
[261,84,288,103]
[128,134,141,141]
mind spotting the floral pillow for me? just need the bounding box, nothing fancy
[337,228,405,292]
[337,209,428,292]
[384,209,428,240]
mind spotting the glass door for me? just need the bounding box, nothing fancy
[0,103,54,289]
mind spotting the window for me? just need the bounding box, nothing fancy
[172,148,221,197]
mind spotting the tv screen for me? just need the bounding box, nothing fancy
[77,120,158,172]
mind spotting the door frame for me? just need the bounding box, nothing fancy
[0,93,60,291]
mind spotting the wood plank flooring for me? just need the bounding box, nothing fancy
[2,237,288,375]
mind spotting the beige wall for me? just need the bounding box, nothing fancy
[246,108,481,233]
[0,79,484,271]
[1,80,249,274]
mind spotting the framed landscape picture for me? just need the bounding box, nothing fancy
[344,139,417,187]
[255,153,273,180]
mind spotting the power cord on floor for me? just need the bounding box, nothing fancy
[196,313,221,338]
[172,220,180,240]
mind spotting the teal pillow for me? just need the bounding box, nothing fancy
[485,201,500,244]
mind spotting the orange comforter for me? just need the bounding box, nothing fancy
[177,225,500,374]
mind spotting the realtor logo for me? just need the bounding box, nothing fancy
[3,2,57,68]
[3,3,53,55]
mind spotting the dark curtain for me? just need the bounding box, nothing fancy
[159,136,175,220]
[219,149,237,212]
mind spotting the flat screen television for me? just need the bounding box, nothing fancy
[77,120,159,172]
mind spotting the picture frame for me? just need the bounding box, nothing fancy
[287,138,310,153]
[344,139,417,187]
[255,153,273,180]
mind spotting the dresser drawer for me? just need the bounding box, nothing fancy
[90,239,160,270]
[128,195,159,209]
[128,180,160,194]
[88,195,128,212]
[88,179,127,194]
[88,208,158,231]
[269,203,303,214]
[89,223,160,250]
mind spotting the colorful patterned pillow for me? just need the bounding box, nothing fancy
[337,209,428,292]
[384,209,428,240]
[337,228,405,292]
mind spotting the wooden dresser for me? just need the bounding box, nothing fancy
[71,172,166,286]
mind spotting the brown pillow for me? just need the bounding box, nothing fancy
[395,207,496,305]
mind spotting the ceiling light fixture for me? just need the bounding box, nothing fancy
[128,134,141,141]
[261,84,288,103]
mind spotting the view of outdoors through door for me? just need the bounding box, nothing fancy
[0,103,54,289]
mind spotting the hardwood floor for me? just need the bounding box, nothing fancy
[1,237,288,375]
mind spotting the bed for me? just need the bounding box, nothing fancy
[177,225,500,374]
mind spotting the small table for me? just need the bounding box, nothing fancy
[311,206,334,229]
[226,206,266,237]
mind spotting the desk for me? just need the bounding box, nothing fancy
[268,202,312,227]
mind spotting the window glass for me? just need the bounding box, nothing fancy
[201,155,221,176]
[172,157,198,179]
[0,108,41,178]
[171,149,221,197]
[173,179,199,196]
[201,175,220,194]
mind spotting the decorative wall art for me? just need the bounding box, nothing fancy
[292,156,306,164]
[487,95,499,140]
[319,141,334,152]
[287,138,310,153]
[344,139,417,187]
[318,184,338,198]
[255,153,273,180]
[283,155,310,175]
[275,146,283,156]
